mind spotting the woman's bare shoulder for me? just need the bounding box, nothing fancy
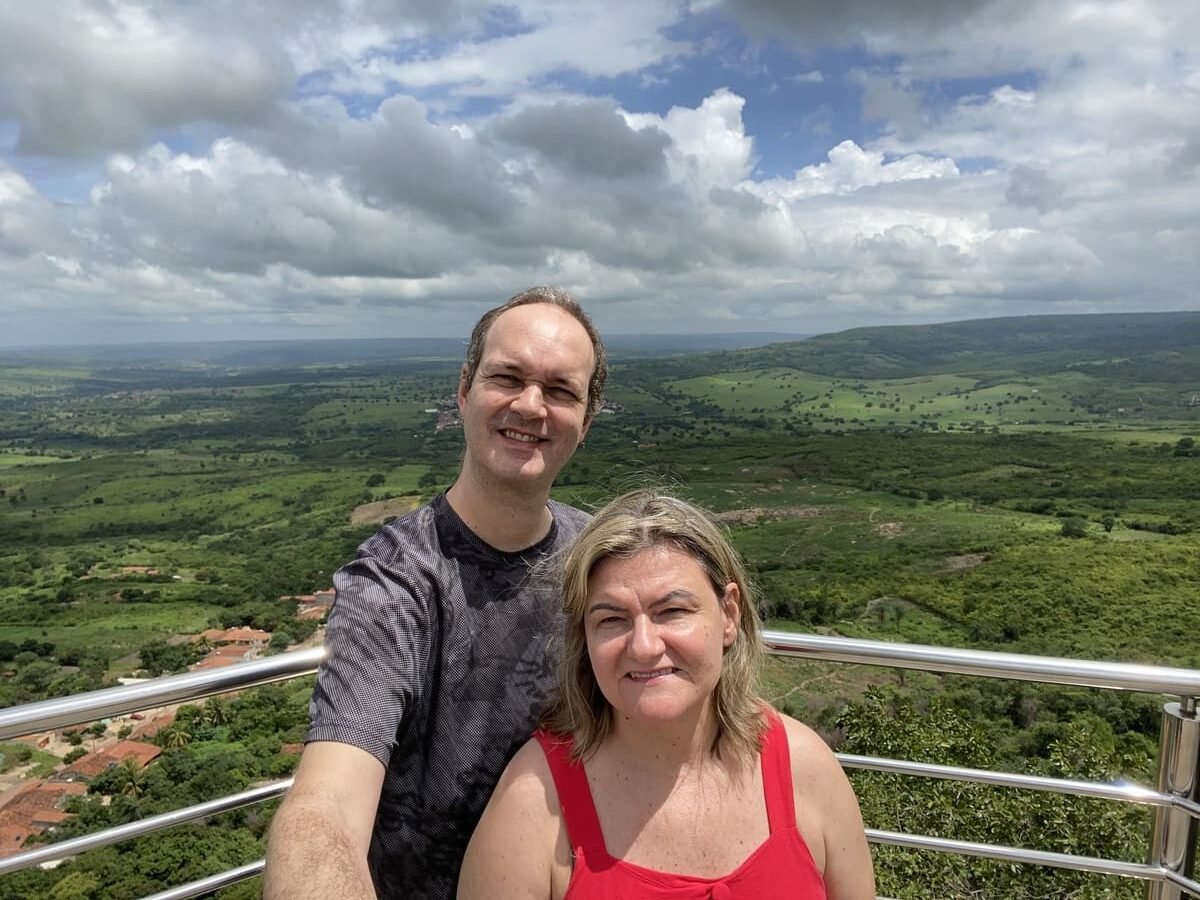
[772,711,852,797]
[458,737,567,900]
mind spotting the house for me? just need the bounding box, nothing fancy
[58,741,162,783]
[221,627,271,646]
[0,780,87,857]
[127,711,175,742]
[0,824,32,859]
[192,645,256,670]
[193,627,271,647]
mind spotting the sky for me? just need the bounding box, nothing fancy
[1,1,1198,346]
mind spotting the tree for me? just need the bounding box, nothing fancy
[365,472,386,487]
[1060,517,1088,538]
[138,639,201,676]
[836,687,1144,899]
[157,724,192,750]
[48,871,101,900]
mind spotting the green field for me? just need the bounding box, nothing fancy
[2,314,1199,898]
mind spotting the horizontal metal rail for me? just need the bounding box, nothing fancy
[764,631,1200,698]
[0,779,292,875]
[0,639,1196,899]
[0,646,325,742]
[142,861,264,900]
[5,636,1197,745]
[839,753,1200,819]
[867,828,1167,882]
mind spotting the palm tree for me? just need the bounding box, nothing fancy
[158,723,191,749]
[118,758,145,798]
[203,698,229,727]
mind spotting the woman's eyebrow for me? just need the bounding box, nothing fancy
[586,600,625,615]
[647,590,699,609]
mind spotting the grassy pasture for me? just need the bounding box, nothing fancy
[0,600,217,658]
[662,365,1198,434]
[0,453,70,468]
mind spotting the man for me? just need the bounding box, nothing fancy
[264,287,607,900]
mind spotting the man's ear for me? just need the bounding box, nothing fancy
[579,414,593,443]
[457,365,470,412]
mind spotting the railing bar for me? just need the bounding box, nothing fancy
[866,828,1162,881]
[0,779,291,875]
[1162,867,1200,897]
[839,753,1195,812]
[139,860,262,900]
[765,631,1200,697]
[0,646,326,742]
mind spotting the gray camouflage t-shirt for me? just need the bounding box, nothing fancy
[307,493,589,900]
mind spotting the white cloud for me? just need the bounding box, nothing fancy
[1,0,1198,344]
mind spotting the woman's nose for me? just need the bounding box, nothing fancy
[629,616,664,658]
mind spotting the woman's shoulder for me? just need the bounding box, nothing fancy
[495,734,560,800]
[458,736,569,899]
[770,710,849,793]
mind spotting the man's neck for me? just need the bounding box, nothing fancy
[445,475,554,552]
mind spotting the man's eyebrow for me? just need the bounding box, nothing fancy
[485,361,584,392]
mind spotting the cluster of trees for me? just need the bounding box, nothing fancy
[834,688,1149,899]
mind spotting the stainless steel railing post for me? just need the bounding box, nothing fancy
[1148,698,1200,900]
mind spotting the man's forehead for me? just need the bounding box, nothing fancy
[481,304,594,367]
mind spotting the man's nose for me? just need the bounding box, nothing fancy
[510,382,546,418]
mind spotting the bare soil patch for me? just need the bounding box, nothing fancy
[714,506,823,526]
[873,521,904,539]
[351,497,420,526]
[942,552,989,572]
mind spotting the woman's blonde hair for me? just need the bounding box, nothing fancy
[543,489,766,761]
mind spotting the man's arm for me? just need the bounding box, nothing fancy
[264,740,386,900]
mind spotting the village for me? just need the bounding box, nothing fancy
[0,590,334,859]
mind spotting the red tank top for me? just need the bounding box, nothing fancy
[535,712,827,900]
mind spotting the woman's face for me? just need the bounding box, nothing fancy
[583,543,739,731]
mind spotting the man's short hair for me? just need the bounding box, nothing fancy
[462,286,608,420]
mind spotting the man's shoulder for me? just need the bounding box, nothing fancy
[356,497,442,561]
[548,499,591,539]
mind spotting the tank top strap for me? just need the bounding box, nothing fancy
[759,708,797,834]
[535,729,609,857]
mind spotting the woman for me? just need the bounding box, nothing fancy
[459,489,875,899]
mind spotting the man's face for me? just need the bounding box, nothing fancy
[457,303,595,492]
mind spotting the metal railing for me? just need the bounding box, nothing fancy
[0,635,1197,899]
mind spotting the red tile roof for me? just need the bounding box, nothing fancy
[60,740,161,781]
[0,824,33,858]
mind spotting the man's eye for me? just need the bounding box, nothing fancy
[490,373,521,388]
[547,386,580,402]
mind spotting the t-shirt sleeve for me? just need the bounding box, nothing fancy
[306,550,433,767]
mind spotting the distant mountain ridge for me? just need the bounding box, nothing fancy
[723,311,1200,380]
[2,332,806,367]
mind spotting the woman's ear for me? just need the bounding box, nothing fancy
[721,582,740,648]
